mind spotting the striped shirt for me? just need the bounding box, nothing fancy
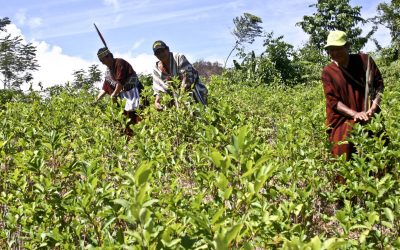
[152,52,197,95]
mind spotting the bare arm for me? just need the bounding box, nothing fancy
[366,93,382,117]
[96,90,107,102]
[336,101,369,122]
[154,94,163,110]
[110,82,123,99]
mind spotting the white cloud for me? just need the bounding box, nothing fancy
[113,14,123,25]
[130,39,145,51]
[14,9,43,29]
[1,24,94,90]
[1,24,23,38]
[31,40,97,89]
[1,23,157,91]
[15,9,27,25]
[115,52,157,75]
[28,17,43,29]
[103,0,120,11]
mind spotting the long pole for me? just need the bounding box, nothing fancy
[364,56,371,112]
[94,23,108,48]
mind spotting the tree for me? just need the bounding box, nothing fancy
[72,64,102,90]
[0,17,39,89]
[375,0,400,43]
[0,17,10,31]
[372,0,400,61]
[224,13,263,68]
[296,0,373,52]
[263,32,302,85]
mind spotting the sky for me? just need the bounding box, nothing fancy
[0,0,391,90]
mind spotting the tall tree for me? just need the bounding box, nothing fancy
[263,32,302,85]
[0,17,10,31]
[296,0,373,52]
[372,0,399,60]
[375,0,400,43]
[224,13,263,68]
[0,17,39,89]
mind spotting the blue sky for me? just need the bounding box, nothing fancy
[0,0,391,89]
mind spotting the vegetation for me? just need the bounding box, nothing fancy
[72,64,102,91]
[0,18,39,89]
[1,59,399,248]
[1,1,400,248]
[372,0,400,63]
[225,13,263,68]
[296,0,373,52]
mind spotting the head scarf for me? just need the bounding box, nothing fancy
[97,47,111,59]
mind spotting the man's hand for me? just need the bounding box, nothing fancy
[155,102,163,110]
[353,111,369,122]
[366,99,380,118]
[154,95,163,111]
[366,107,376,118]
[180,76,191,91]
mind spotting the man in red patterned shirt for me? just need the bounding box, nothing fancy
[321,31,384,160]
[95,47,143,136]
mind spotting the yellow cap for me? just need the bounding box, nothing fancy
[325,30,348,48]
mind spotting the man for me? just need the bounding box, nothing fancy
[95,47,143,136]
[321,30,384,160]
[151,40,207,110]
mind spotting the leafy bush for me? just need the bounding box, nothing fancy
[0,69,399,249]
[227,51,281,86]
[227,33,327,86]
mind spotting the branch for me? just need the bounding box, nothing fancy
[224,41,239,68]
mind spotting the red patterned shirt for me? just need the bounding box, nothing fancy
[321,53,384,158]
[102,58,137,95]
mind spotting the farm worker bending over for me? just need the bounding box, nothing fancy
[151,40,208,110]
[321,30,384,160]
[95,47,143,136]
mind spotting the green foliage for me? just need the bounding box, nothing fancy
[377,58,400,86]
[0,17,11,31]
[229,51,280,86]
[225,13,263,68]
[1,72,398,248]
[297,0,372,52]
[0,21,400,250]
[374,0,400,45]
[232,13,263,45]
[228,33,325,86]
[0,17,39,89]
[0,88,27,107]
[296,42,329,81]
[72,64,102,91]
[262,32,303,85]
[372,0,400,62]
